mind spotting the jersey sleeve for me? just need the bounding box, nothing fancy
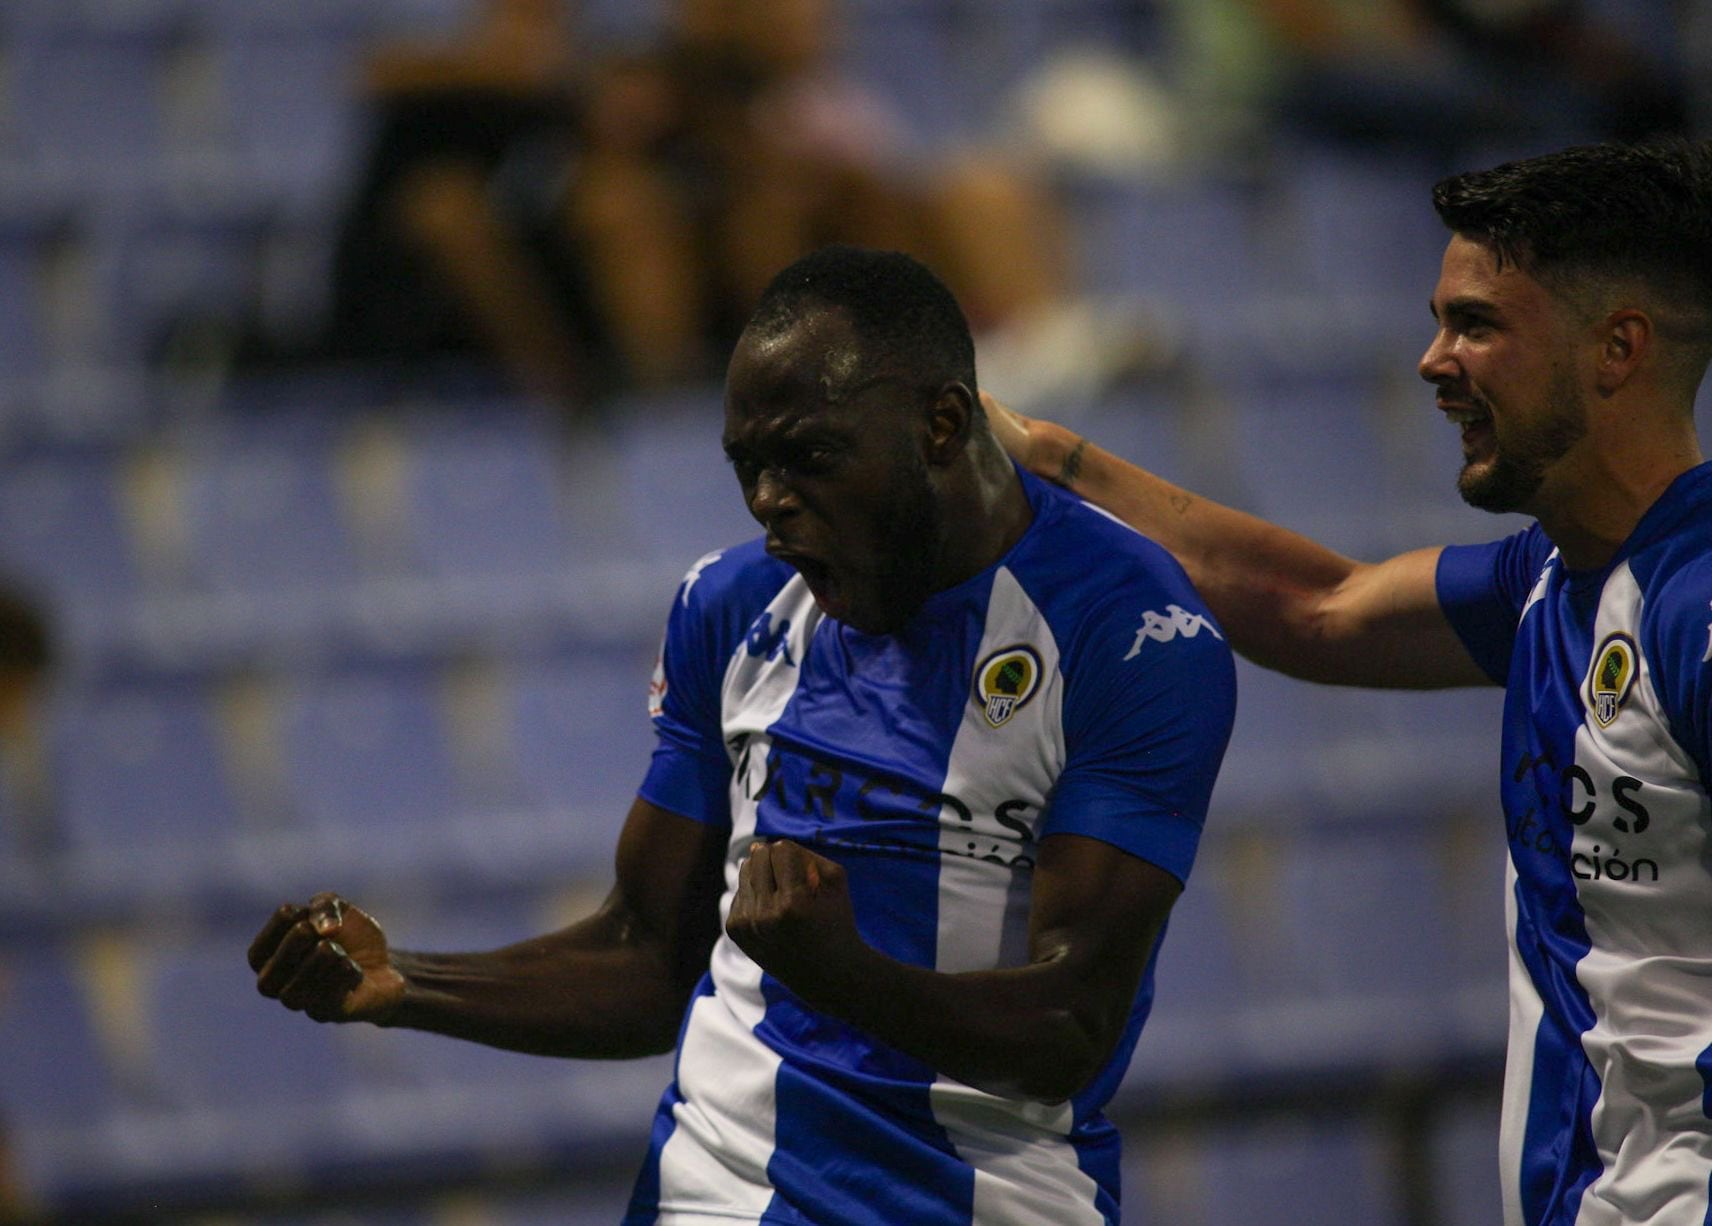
[1044,581,1237,886]
[637,550,739,827]
[1648,558,1712,791]
[1436,525,1554,685]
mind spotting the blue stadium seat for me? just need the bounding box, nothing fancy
[1068,175,1265,351]
[507,643,659,827]
[0,211,53,386]
[198,7,367,209]
[178,429,358,596]
[1193,1117,1407,1226]
[1265,826,1464,1067]
[51,677,245,895]
[607,389,761,568]
[0,453,138,600]
[279,663,460,863]
[1129,854,1247,1088]
[479,1184,649,1226]
[1430,1097,1505,1226]
[1220,368,1392,557]
[837,1,969,148]
[1272,145,1448,330]
[144,930,352,1111]
[2,19,177,192]
[398,411,577,580]
[1208,659,1352,821]
[0,943,117,1130]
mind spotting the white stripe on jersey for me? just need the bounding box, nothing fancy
[932,567,1064,973]
[1567,563,1712,1225]
[1501,851,1544,1226]
[654,580,825,1218]
[928,567,1102,1223]
[930,1083,1105,1226]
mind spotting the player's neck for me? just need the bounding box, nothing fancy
[1535,421,1703,571]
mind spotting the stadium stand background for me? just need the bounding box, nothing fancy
[0,1,1706,1222]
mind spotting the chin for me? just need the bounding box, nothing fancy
[1457,460,1540,516]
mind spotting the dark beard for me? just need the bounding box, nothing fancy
[1457,373,1588,514]
[866,454,943,634]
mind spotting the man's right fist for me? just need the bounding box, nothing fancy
[248,893,406,1024]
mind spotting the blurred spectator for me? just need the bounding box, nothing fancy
[0,583,53,1221]
[321,0,602,406]
[312,0,1165,415]
[0,584,54,857]
[1158,0,1688,164]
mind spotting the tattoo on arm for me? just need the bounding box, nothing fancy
[1058,437,1089,488]
[1169,492,1193,516]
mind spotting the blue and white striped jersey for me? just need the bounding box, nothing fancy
[1439,462,1712,1226]
[626,466,1235,1225]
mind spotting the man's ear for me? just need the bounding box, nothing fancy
[1595,309,1652,395]
[925,382,975,464]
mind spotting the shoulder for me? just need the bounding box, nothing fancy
[1013,477,1216,634]
[1636,539,1712,671]
[670,538,795,619]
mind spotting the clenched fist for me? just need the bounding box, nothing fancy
[724,840,867,1004]
[248,893,406,1024]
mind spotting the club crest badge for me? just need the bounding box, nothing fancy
[1587,633,1638,728]
[974,646,1042,728]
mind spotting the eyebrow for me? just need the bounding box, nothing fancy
[1429,296,1500,322]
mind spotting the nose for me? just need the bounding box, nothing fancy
[747,467,799,525]
[1418,327,1457,385]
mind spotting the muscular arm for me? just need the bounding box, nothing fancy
[727,833,1179,1103]
[249,798,727,1059]
[999,405,1490,689]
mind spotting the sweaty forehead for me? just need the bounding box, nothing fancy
[728,307,877,408]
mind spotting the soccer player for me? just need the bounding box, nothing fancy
[996,138,1712,1225]
[248,246,1236,1224]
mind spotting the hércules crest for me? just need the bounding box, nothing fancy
[1586,633,1638,728]
[974,646,1042,728]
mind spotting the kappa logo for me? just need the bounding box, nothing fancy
[1703,601,1712,663]
[973,646,1042,728]
[679,550,724,607]
[744,611,795,665]
[1122,604,1223,660]
[1586,632,1638,727]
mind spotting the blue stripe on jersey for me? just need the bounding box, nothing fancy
[745,574,1000,1218]
[761,1052,973,1224]
[1701,1041,1712,1226]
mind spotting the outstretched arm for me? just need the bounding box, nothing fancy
[726,833,1179,1103]
[988,396,1491,689]
[248,798,728,1059]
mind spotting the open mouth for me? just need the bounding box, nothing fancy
[1442,401,1493,453]
[768,544,849,619]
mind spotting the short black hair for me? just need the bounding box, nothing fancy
[745,245,978,396]
[1432,138,1712,318]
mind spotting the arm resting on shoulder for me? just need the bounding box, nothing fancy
[995,401,1491,689]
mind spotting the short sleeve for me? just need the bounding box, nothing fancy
[638,551,739,827]
[1648,560,1712,790]
[1437,525,1554,686]
[1044,592,1237,886]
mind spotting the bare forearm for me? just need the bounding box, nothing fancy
[793,943,1121,1103]
[1035,422,1355,673]
[385,919,690,1059]
[1028,421,1480,687]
